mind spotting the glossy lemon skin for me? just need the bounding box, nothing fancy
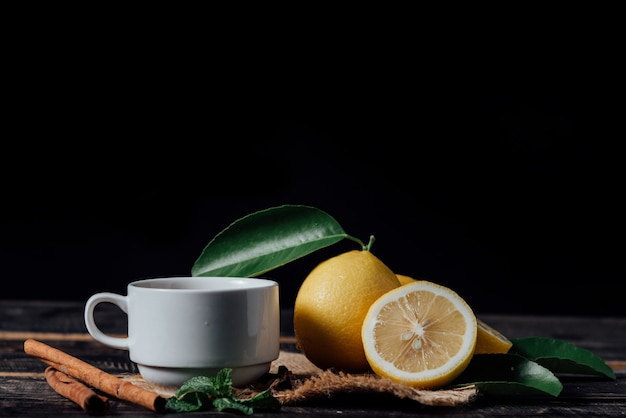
[294,250,401,372]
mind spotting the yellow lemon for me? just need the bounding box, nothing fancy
[474,318,513,354]
[396,274,420,285]
[361,280,477,389]
[293,249,401,372]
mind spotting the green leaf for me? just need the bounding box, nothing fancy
[174,375,221,397]
[212,368,235,396]
[214,389,281,415]
[191,205,351,277]
[165,369,281,414]
[510,337,616,379]
[454,354,563,397]
[213,397,254,415]
[166,374,224,413]
[165,391,210,412]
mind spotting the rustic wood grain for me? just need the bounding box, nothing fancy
[1,300,625,416]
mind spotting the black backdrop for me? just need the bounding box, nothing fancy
[2,28,624,316]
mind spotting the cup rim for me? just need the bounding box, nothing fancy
[128,276,278,292]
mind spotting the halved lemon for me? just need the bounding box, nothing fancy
[474,318,512,354]
[361,280,477,389]
[395,274,419,285]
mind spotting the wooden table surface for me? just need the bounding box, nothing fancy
[1,299,624,417]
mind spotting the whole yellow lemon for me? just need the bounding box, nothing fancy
[293,249,401,372]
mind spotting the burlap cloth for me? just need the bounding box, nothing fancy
[123,350,477,408]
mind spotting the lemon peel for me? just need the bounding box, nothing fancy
[293,249,401,372]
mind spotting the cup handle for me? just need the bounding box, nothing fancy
[84,292,129,350]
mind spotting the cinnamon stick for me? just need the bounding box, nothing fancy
[24,339,166,413]
[44,366,109,414]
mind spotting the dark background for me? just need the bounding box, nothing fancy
[2,21,624,316]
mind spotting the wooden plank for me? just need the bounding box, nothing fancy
[0,331,111,341]
[2,301,625,416]
[2,374,626,417]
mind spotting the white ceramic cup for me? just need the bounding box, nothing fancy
[84,276,280,387]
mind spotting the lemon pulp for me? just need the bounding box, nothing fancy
[362,280,477,389]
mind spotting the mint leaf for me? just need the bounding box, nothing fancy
[165,368,281,414]
[213,397,254,415]
[213,389,280,415]
[510,337,616,379]
[174,375,223,397]
[165,390,210,412]
[191,205,350,278]
[212,368,235,396]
